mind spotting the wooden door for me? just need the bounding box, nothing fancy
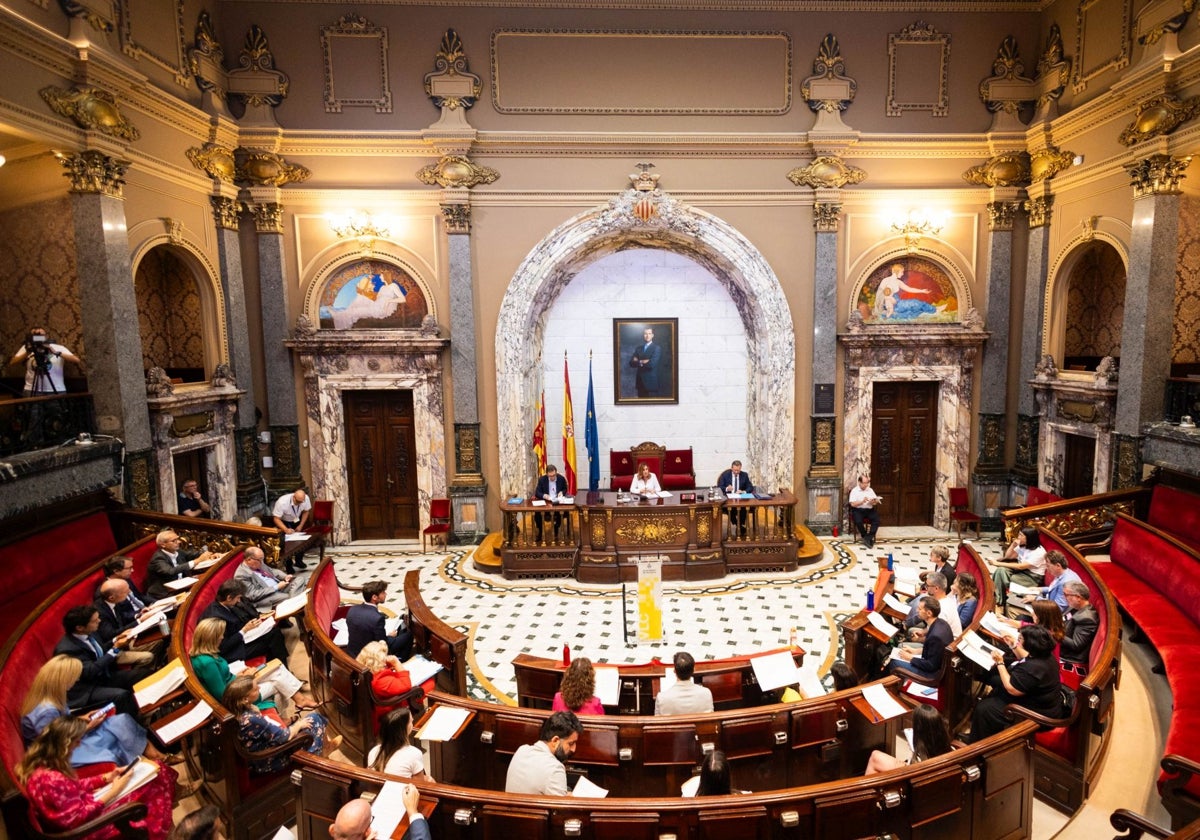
[1063,434,1095,498]
[871,381,937,526]
[344,390,419,540]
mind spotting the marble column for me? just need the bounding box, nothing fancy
[973,195,1022,523]
[212,194,264,517]
[805,197,842,533]
[1112,154,1190,487]
[249,196,302,495]
[443,200,487,542]
[1013,187,1053,486]
[59,150,155,508]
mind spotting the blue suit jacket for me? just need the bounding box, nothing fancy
[403,816,431,840]
[533,474,565,500]
[346,603,388,658]
[630,341,662,392]
[717,469,754,495]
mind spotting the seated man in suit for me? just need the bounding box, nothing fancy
[1059,581,1099,672]
[717,459,754,535]
[94,555,149,608]
[144,529,217,600]
[199,578,289,665]
[93,579,160,667]
[533,463,566,541]
[233,546,308,612]
[346,580,413,660]
[54,605,152,717]
[655,651,714,715]
[888,596,951,679]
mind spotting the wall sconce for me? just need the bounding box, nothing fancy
[890,209,945,252]
[328,211,390,248]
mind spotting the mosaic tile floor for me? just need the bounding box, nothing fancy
[328,527,1006,705]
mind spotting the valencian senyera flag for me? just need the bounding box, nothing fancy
[562,353,577,494]
[531,389,547,474]
[585,353,600,491]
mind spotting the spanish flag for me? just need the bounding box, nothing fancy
[532,390,547,474]
[562,353,577,494]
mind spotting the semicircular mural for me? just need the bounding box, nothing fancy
[856,256,959,324]
[318,259,429,330]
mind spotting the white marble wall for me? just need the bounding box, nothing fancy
[541,249,750,489]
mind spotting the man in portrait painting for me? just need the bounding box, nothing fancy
[628,327,662,398]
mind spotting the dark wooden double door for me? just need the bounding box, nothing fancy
[344,390,419,540]
[871,381,937,527]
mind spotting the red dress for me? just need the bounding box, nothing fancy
[24,763,178,840]
[370,667,436,728]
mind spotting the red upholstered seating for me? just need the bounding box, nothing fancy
[948,487,981,540]
[422,498,452,553]
[1146,484,1200,555]
[609,443,695,490]
[1024,487,1063,507]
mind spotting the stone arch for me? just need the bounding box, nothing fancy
[495,188,795,498]
[1044,231,1129,364]
[130,235,227,381]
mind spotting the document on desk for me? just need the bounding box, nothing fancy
[1008,582,1040,597]
[155,700,213,744]
[892,565,922,596]
[415,704,472,741]
[958,630,1001,671]
[980,612,1018,640]
[750,649,801,692]
[862,682,907,721]
[145,594,185,613]
[796,666,827,698]
[867,611,901,639]
[883,592,911,614]
[274,592,308,618]
[531,499,548,507]
[134,660,186,709]
[164,577,198,591]
[572,775,609,797]
[125,612,164,639]
[594,665,620,705]
[241,615,276,644]
[284,532,310,542]
[368,781,409,840]
[192,556,220,571]
[402,654,443,687]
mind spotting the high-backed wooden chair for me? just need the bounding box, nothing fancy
[422,498,452,552]
[949,487,982,539]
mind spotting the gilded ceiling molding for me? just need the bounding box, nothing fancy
[1032,23,1070,121]
[117,0,189,87]
[417,155,498,188]
[57,0,114,33]
[321,14,392,114]
[235,148,310,187]
[986,200,1021,231]
[1118,93,1200,146]
[812,201,842,232]
[887,21,950,117]
[441,203,472,233]
[189,11,228,111]
[786,155,866,188]
[800,34,857,131]
[1072,0,1131,94]
[211,196,242,231]
[425,29,482,112]
[1024,194,1054,228]
[1029,146,1075,182]
[1124,153,1193,197]
[250,202,284,234]
[227,25,290,121]
[962,151,1030,187]
[186,142,237,183]
[978,36,1036,127]
[53,149,130,198]
[39,86,140,141]
[1136,0,1196,46]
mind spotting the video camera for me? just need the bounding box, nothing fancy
[24,331,54,375]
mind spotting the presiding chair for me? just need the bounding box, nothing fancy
[308,499,335,546]
[948,487,981,540]
[423,498,452,552]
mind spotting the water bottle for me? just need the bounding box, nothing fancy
[887,554,894,570]
[866,591,875,611]
[562,643,571,666]
[157,612,170,637]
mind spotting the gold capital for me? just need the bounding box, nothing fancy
[250,202,284,233]
[1125,154,1193,197]
[54,150,130,198]
[211,196,242,230]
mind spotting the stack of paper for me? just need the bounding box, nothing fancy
[414,705,472,741]
[750,650,802,692]
[958,630,1003,671]
[893,565,922,597]
[867,611,901,639]
[572,776,609,797]
[368,781,411,839]
[402,654,443,687]
[155,700,213,744]
[862,683,907,720]
[284,532,310,542]
[164,577,198,591]
[883,592,911,614]
[594,666,620,706]
[134,660,186,709]
[274,592,308,618]
[241,616,276,644]
[93,757,159,801]
[796,667,827,699]
[1008,582,1041,598]
[980,612,1018,641]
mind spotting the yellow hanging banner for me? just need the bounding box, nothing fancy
[637,555,663,643]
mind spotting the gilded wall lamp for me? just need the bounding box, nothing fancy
[890,208,945,252]
[328,211,390,249]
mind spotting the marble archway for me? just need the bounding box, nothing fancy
[495,186,795,499]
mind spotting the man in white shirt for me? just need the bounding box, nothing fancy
[273,488,313,570]
[655,651,714,715]
[848,474,882,549]
[504,711,582,795]
[903,571,962,639]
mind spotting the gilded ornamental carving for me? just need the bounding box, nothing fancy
[800,34,857,117]
[210,196,242,231]
[250,202,284,234]
[235,149,310,187]
[40,86,139,141]
[425,29,482,112]
[986,201,1020,232]
[615,516,688,544]
[441,203,471,234]
[1118,94,1200,146]
[417,155,498,189]
[1025,195,1054,228]
[186,142,237,183]
[963,152,1030,188]
[1034,23,1070,118]
[978,36,1036,122]
[54,150,130,198]
[1124,154,1193,197]
[1029,146,1075,183]
[787,156,866,189]
[812,202,842,232]
[228,25,289,112]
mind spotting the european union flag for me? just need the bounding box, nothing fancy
[585,356,600,491]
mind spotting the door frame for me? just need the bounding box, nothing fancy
[870,380,939,527]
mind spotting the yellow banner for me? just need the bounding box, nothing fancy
[637,555,663,642]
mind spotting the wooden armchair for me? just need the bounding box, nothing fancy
[1109,808,1180,840]
[0,796,148,840]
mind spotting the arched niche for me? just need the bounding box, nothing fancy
[495,187,795,499]
[1044,234,1129,370]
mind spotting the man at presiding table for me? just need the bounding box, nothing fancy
[504,711,583,795]
[717,459,753,534]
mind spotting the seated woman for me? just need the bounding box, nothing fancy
[990,527,1047,611]
[865,704,953,774]
[683,749,732,796]
[630,463,662,495]
[16,716,178,840]
[830,660,859,692]
[367,707,432,781]
[552,657,605,715]
[222,676,338,775]
[190,617,315,713]
[967,625,1064,743]
[995,599,1065,663]
[21,655,174,768]
[356,640,421,726]
[952,572,979,628]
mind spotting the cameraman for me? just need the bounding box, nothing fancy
[7,328,80,395]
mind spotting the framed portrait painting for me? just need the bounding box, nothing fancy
[614,318,678,405]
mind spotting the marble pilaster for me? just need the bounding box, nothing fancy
[1014,189,1054,483]
[805,198,841,532]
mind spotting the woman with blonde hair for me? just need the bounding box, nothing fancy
[190,617,315,713]
[21,655,172,766]
[17,716,178,839]
[552,657,605,715]
[223,676,337,775]
[357,640,419,724]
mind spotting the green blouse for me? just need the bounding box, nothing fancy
[190,653,275,710]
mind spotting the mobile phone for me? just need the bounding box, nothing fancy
[90,702,116,720]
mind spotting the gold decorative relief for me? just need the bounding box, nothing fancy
[962,152,1030,187]
[250,202,284,234]
[40,86,140,141]
[614,516,688,545]
[591,515,607,548]
[441,203,471,234]
[1137,0,1196,46]
[235,149,310,187]
[425,28,482,111]
[1034,23,1070,116]
[1125,154,1193,197]
[1118,94,1200,146]
[1025,195,1054,228]
[210,196,241,231]
[417,155,498,189]
[812,202,842,232]
[228,25,289,110]
[1030,146,1075,183]
[696,513,711,544]
[986,201,1020,231]
[189,10,227,105]
[787,156,866,189]
[117,0,189,87]
[59,0,114,33]
[54,149,130,197]
[800,34,856,115]
[887,21,950,117]
[186,142,236,183]
[978,36,1036,116]
[1072,0,1131,94]
[321,14,392,114]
